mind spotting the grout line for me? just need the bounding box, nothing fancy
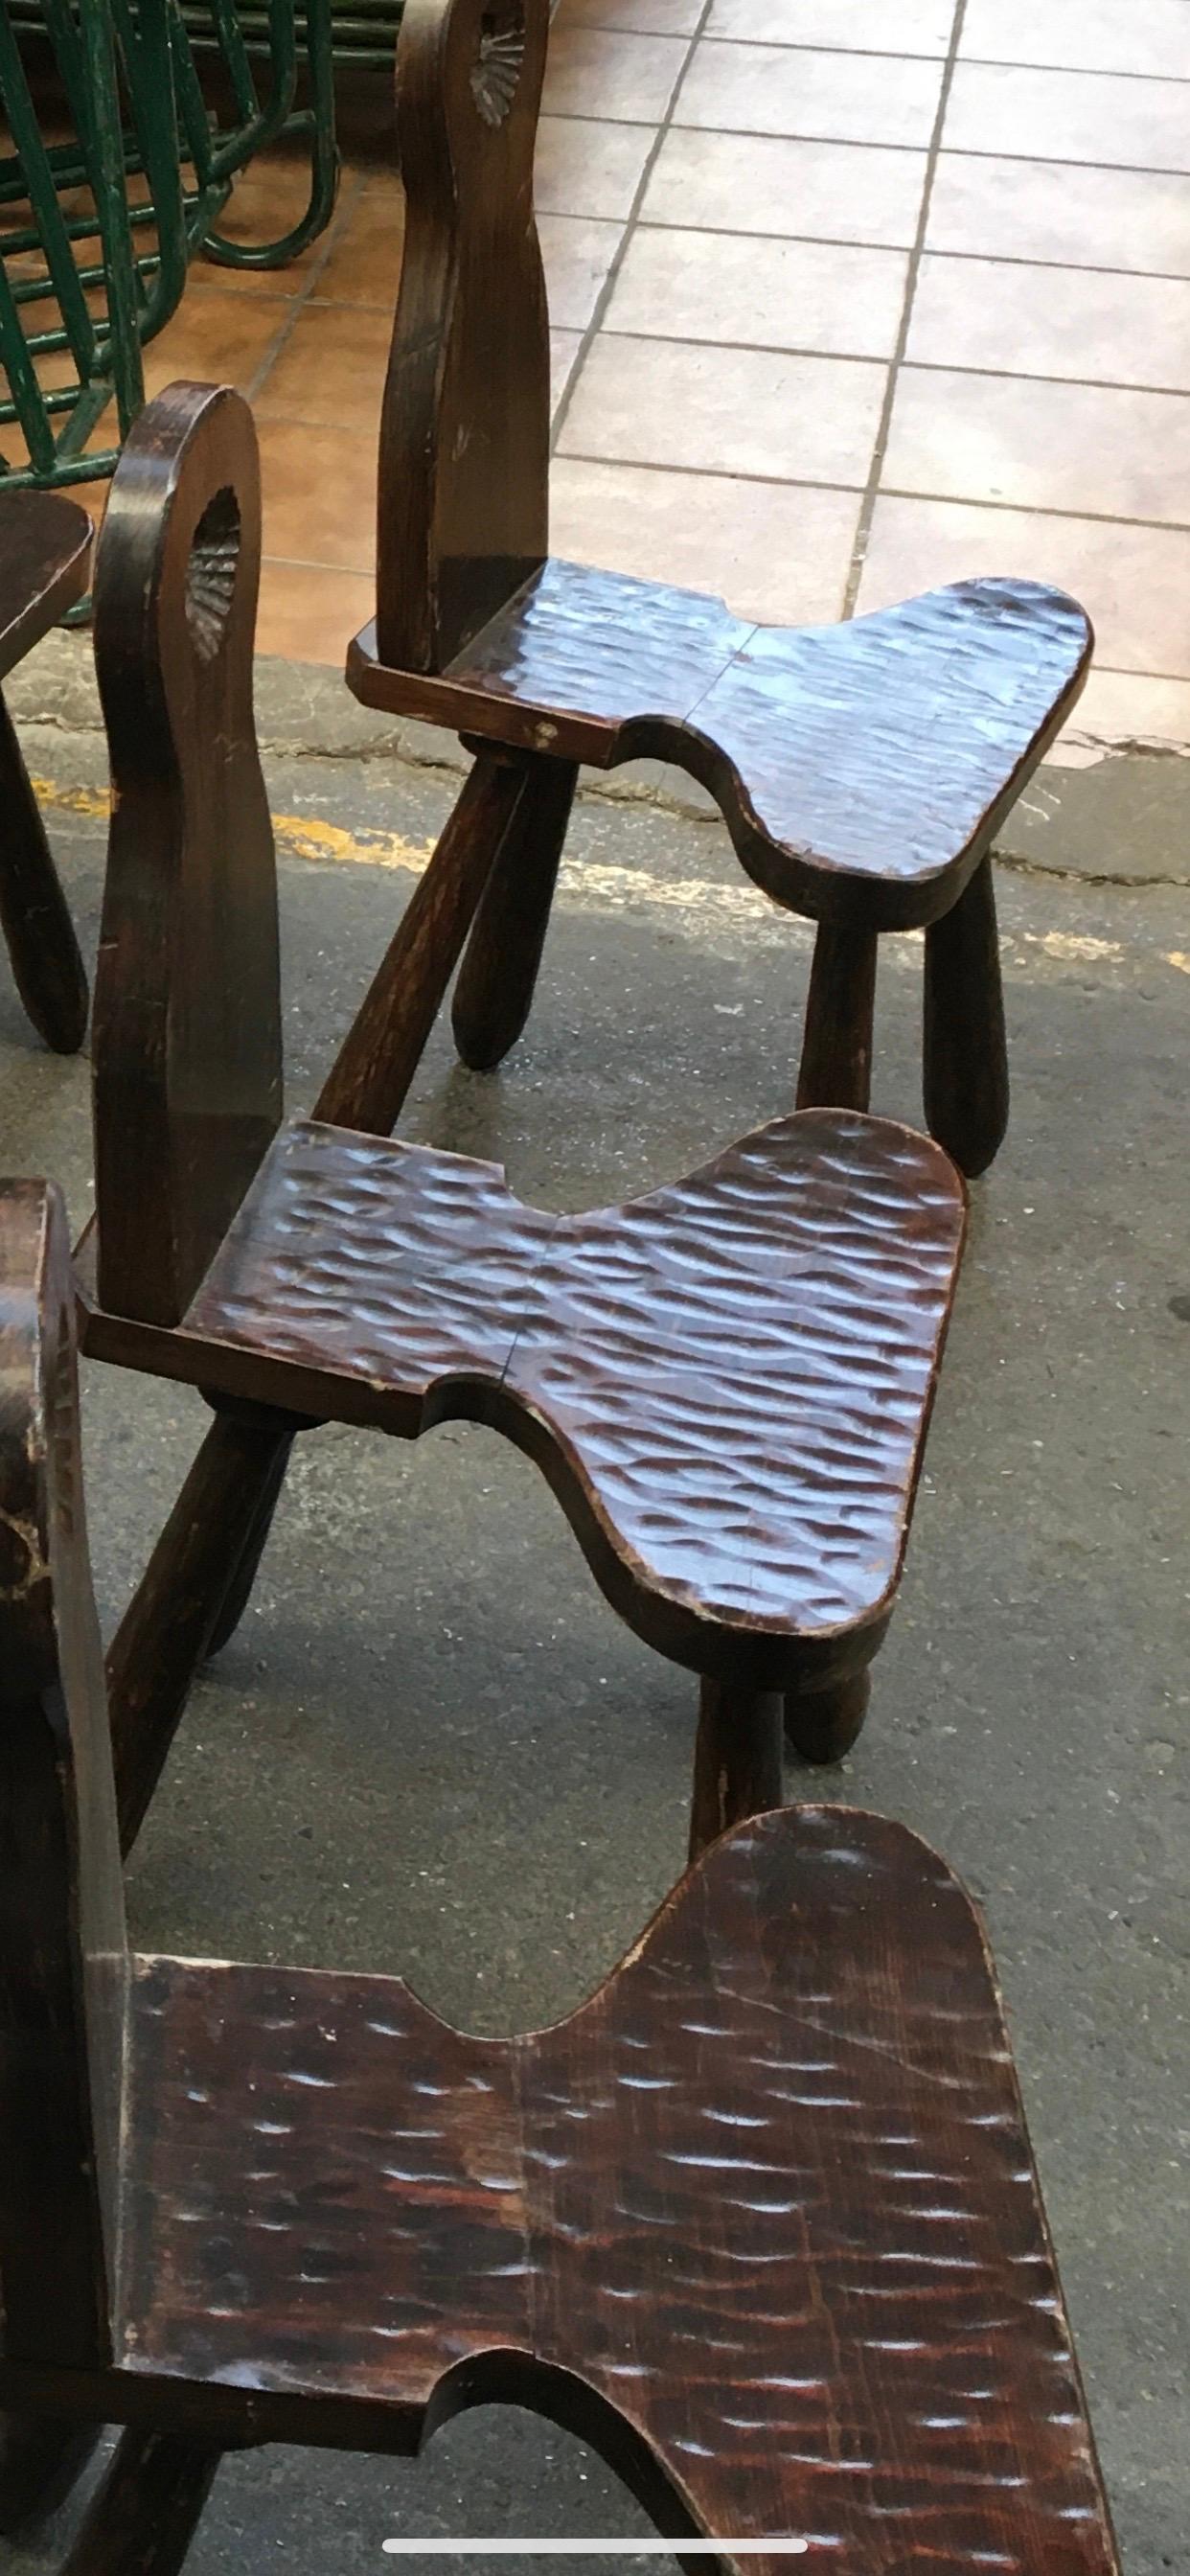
[561,325,1190,403]
[551,451,1190,535]
[538,109,1190,184]
[548,0,717,454]
[599,223,1190,288]
[242,172,371,404]
[841,0,969,615]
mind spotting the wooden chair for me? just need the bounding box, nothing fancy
[78,380,966,1863]
[1,1180,1121,2573]
[344,0,1093,1183]
[0,488,91,1051]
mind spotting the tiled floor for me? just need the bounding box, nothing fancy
[16,2,1190,750]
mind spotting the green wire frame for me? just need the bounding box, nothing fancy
[0,0,339,494]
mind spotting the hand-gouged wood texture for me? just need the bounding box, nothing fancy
[0,491,92,1052]
[352,566,1091,929]
[115,1810,1118,2573]
[80,1108,971,1681]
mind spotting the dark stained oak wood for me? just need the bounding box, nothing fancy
[311,748,526,1135]
[796,920,878,1113]
[84,380,963,1852]
[376,0,549,673]
[451,748,578,1070]
[784,1668,871,1765]
[60,2435,218,2576]
[351,0,1095,1172]
[0,1205,1123,2569]
[0,2416,101,2538]
[81,1111,966,1694]
[0,491,92,1053]
[924,853,1011,1179]
[92,381,282,1327]
[688,1682,783,1863]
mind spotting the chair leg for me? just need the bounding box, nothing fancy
[61,2431,218,2576]
[313,748,528,1136]
[0,691,88,1053]
[784,1668,871,1765]
[795,921,878,1112]
[923,854,1009,1177]
[203,1419,295,1656]
[451,751,578,1070]
[688,1679,784,1864]
[106,1405,300,1855]
[0,2414,100,2537]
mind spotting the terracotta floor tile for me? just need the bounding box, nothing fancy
[141,288,291,400]
[189,163,357,298]
[883,368,1190,524]
[943,62,1190,172]
[559,332,885,484]
[675,40,945,146]
[539,214,625,330]
[257,560,375,666]
[707,0,951,51]
[255,303,391,431]
[257,421,376,572]
[906,254,1190,393]
[961,0,1190,80]
[550,455,861,623]
[312,185,407,308]
[640,128,928,247]
[555,0,700,30]
[606,226,909,358]
[536,116,655,220]
[927,153,1190,278]
[542,27,689,123]
[856,493,1190,677]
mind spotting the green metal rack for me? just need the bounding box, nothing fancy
[0,1,338,495]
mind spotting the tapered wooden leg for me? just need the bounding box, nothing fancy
[313,749,527,1135]
[923,855,1009,1177]
[451,751,578,1070]
[795,921,878,1112]
[784,1668,871,1765]
[61,2431,218,2576]
[106,1405,299,1854]
[203,1421,294,1656]
[689,1680,784,1863]
[0,690,88,1052]
[0,2414,100,2536]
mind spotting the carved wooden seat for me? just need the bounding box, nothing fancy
[0,489,91,1050]
[344,0,1092,1180]
[0,1184,1120,2573]
[78,382,964,1864]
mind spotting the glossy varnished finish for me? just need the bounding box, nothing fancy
[0,492,92,1052]
[107,1814,1116,2573]
[82,1111,966,1688]
[353,568,1092,932]
[358,0,1093,1164]
[92,382,282,1325]
[0,1188,1121,2569]
[376,0,549,670]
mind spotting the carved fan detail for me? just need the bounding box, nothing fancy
[470,8,525,125]
[185,487,240,664]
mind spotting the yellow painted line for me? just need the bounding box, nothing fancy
[30,774,1190,978]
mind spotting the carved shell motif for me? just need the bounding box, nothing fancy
[186,487,240,664]
[469,12,525,126]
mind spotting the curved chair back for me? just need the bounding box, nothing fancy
[0,1181,125,2371]
[377,0,551,672]
[92,380,282,1326]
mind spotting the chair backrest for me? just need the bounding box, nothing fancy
[376,0,551,673]
[0,1182,126,2370]
[92,380,283,1327]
